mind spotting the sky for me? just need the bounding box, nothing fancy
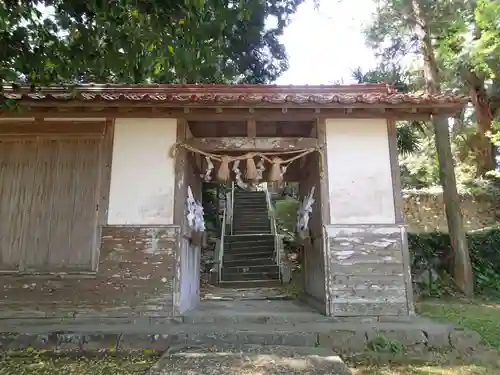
[276,0,378,85]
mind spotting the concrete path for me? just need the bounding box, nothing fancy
[146,345,352,375]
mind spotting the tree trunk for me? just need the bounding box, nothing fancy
[469,75,496,176]
[412,0,474,296]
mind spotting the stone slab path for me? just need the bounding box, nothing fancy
[146,345,352,375]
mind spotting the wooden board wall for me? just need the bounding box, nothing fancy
[0,120,109,272]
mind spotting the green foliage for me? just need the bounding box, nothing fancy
[274,197,299,236]
[491,123,500,146]
[472,0,500,80]
[367,336,404,354]
[0,0,305,85]
[409,227,500,296]
[419,299,500,348]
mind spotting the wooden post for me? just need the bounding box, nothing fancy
[247,119,257,138]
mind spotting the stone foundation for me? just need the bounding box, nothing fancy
[0,225,179,318]
[0,316,480,354]
[325,225,413,317]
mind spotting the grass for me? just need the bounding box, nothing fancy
[0,353,158,375]
[417,298,500,348]
[348,297,500,375]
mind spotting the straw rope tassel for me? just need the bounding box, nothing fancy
[217,155,232,182]
[245,153,259,181]
[170,142,324,182]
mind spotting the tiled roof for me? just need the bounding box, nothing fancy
[1,84,469,107]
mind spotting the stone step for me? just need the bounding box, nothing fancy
[233,216,268,222]
[234,192,266,197]
[224,239,274,249]
[234,199,267,210]
[233,230,272,235]
[234,207,268,212]
[224,240,274,250]
[232,228,270,233]
[222,270,279,281]
[232,223,269,228]
[233,214,269,219]
[225,234,274,241]
[234,198,267,202]
[217,280,283,288]
[232,226,270,231]
[234,201,268,206]
[233,221,270,227]
[223,257,274,267]
[233,213,269,219]
[223,252,275,262]
[233,203,267,207]
[225,243,274,251]
[224,249,274,256]
[148,345,351,375]
[223,264,278,275]
[224,250,274,258]
[233,211,268,216]
[232,217,270,223]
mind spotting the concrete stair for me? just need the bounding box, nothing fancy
[232,191,271,235]
[221,190,279,286]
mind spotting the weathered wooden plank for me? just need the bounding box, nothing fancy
[246,119,256,137]
[68,139,101,270]
[328,262,404,277]
[331,286,407,300]
[0,140,15,269]
[16,140,39,271]
[47,140,79,269]
[331,302,409,316]
[23,139,59,269]
[0,140,34,270]
[329,250,404,264]
[0,136,102,272]
[332,274,407,288]
[185,137,318,151]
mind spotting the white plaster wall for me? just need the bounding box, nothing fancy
[325,118,395,224]
[108,118,177,225]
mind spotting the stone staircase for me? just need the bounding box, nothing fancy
[221,190,280,286]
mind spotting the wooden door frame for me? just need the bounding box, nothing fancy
[93,120,115,271]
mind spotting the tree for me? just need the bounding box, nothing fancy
[365,0,499,177]
[364,0,474,295]
[0,0,305,86]
[412,0,473,296]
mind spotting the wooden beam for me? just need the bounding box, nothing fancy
[247,119,256,137]
[185,137,319,152]
[0,119,106,135]
[0,106,461,121]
